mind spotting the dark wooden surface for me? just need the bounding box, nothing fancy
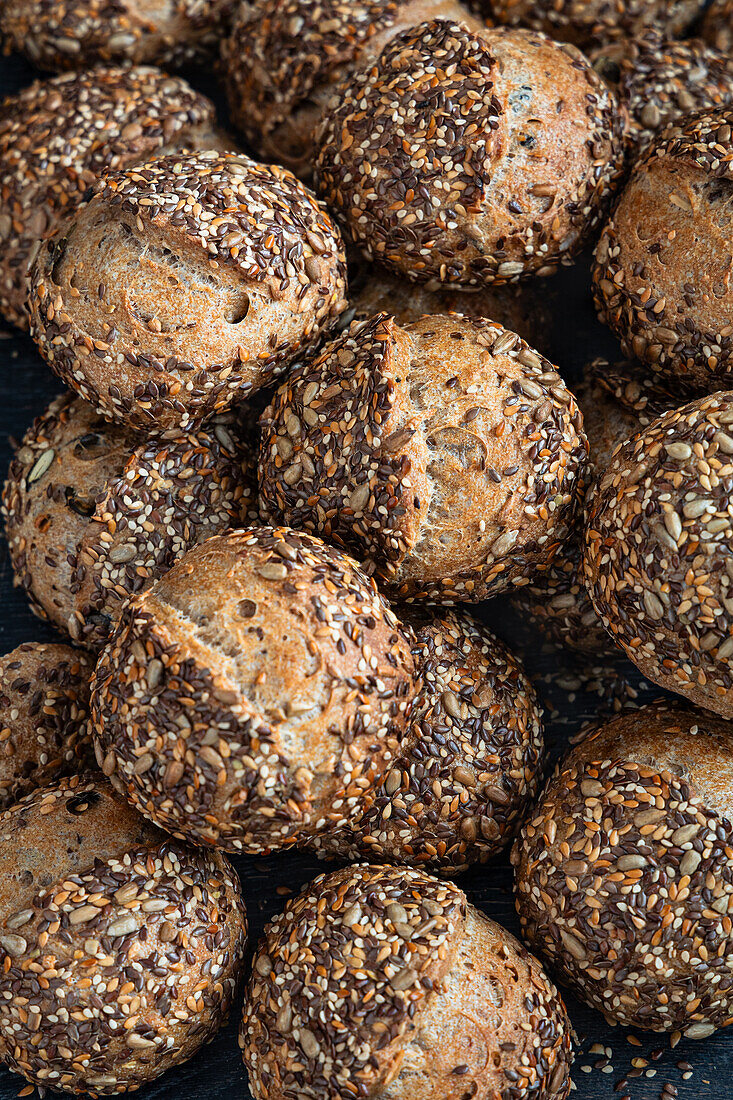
[1,45,731,1100]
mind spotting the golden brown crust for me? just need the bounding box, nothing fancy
[240,864,573,1100]
[0,774,247,1093]
[0,642,93,809]
[27,150,348,431]
[514,700,733,1034]
[0,0,232,70]
[583,391,733,718]
[490,0,705,47]
[2,392,259,649]
[315,21,625,287]
[259,312,588,603]
[0,65,231,330]
[91,527,417,853]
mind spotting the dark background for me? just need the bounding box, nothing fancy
[0,41,729,1100]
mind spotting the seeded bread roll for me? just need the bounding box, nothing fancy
[28,150,348,431]
[594,107,733,394]
[91,527,417,853]
[0,0,232,71]
[584,391,733,719]
[0,66,231,331]
[241,863,574,1100]
[0,773,246,1094]
[259,312,588,603]
[488,0,705,47]
[351,265,556,355]
[592,32,733,156]
[315,20,624,287]
[514,700,733,1035]
[223,0,488,180]
[702,0,733,54]
[3,392,258,650]
[0,643,93,810]
[312,608,545,873]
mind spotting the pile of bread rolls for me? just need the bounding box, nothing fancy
[3,0,733,1096]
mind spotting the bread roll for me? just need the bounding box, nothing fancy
[514,700,733,1035]
[28,150,348,430]
[489,0,705,47]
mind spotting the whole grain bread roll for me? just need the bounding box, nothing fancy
[315,20,624,287]
[593,107,733,394]
[488,0,705,47]
[584,391,733,719]
[0,642,93,809]
[222,0,487,179]
[28,150,348,431]
[259,312,588,603]
[0,773,246,1094]
[240,863,574,1100]
[2,392,259,650]
[514,700,733,1035]
[702,0,733,54]
[91,527,417,853]
[0,0,232,71]
[311,607,545,873]
[0,66,231,331]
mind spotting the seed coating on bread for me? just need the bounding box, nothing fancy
[2,392,258,650]
[259,312,588,602]
[0,66,229,330]
[28,150,348,430]
[584,391,733,718]
[0,0,232,71]
[223,0,486,178]
[91,527,417,853]
[0,774,247,1094]
[489,0,705,47]
[0,642,93,809]
[594,106,733,393]
[313,608,545,872]
[514,700,733,1034]
[240,863,574,1100]
[315,20,624,286]
[702,0,733,55]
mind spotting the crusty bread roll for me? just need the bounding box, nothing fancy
[315,20,624,287]
[0,0,231,71]
[0,642,93,809]
[0,66,231,330]
[259,312,588,602]
[514,700,733,1035]
[28,150,348,431]
[594,106,733,393]
[0,774,246,1094]
[3,393,259,649]
[223,0,487,179]
[584,390,733,718]
[311,607,545,872]
[91,527,417,853]
[489,0,705,47]
[241,863,574,1100]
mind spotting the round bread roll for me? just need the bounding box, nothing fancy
[2,392,258,650]
[258,312,588,603]
[593,31,733,155]
[0,66,231,331]
[488,0,705,47]
[222,0,487,179]
[315,20,624,287]
[0,773,246,1094]
[702,0,733,54]
[514,700,733,1035]
[240,863,574,1100]
[27,150,348,431]
[584,391,733,719]
[593,107,733,393]
[312,607,545,873]
[350,265,556,355]
[0,0,231,71]
[0,642,93,810]
[91,527,417,853]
